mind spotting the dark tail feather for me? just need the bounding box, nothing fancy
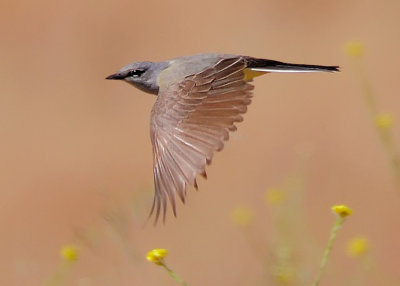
[246,58,339,73]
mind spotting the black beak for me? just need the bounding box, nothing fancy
[106,73,125,80]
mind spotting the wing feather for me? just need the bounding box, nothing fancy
[149,57,255,222]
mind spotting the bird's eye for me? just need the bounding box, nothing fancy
[126,69,145,78]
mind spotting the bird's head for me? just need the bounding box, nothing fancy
[106,61,167,95]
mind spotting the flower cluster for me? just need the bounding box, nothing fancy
[60,245,79,262]
[231,206,254,227]
[375,113,394,130]
[347,236,369,257]
[265,188,286,205]
[146,249,168,266]
[344,41,363,58]
[331,205,353,218]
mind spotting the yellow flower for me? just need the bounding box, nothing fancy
[60,245,78,262]
[264,188,285,205]
[347,236,369,257]
[274,266,294,285]
[375,113,394,129]
[344,41,364,57]
[331,205,353,218]
[146,249,168,265]
[230,206,254,227]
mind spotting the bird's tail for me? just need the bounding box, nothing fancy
[246,58,339,73]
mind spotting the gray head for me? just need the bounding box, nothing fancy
[106,61,168,95]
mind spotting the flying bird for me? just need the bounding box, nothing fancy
[106,54,339,222]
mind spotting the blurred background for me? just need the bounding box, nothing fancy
[1,0,400,285]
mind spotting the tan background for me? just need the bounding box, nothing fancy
[1,0,400,285]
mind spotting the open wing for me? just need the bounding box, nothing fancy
[149,57,254,222]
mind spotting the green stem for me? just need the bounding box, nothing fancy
[378,128,400,190]
[312,216,344,286]
[161,263,187,286]
[353,57,400,192]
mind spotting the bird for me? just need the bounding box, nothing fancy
[106,53,339,222]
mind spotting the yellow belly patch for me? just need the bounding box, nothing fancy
[243,69,267,81]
